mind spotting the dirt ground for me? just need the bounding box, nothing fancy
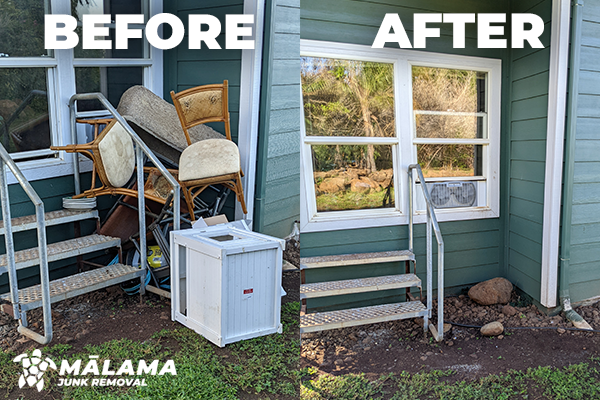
[301,293,600,380]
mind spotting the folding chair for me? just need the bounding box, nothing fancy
[170,80,247,221]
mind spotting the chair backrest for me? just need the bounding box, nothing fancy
[95,119,136,188]
[170,80,231,145]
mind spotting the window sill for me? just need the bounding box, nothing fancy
[300,206,499,233]
[7,156,93,186]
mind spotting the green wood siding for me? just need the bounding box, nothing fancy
[300,0,512,310]
[163,0,245,220]
[504,0,552,304]
[567,0,600,303]
[254,0,301,238]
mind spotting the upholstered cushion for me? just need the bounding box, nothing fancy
[176,90,223,122]
[97,122,135,188]
[178,139,240,181]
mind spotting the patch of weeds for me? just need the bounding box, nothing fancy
[0,349,20,398]
[391,370,453,400]
[223,302,300,396]
[527,363,600,400]
[301,373,388,400]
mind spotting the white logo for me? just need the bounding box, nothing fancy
[13,349,57,392]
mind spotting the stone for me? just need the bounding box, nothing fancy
[343,356,353,363]
[359,176,380,190]
[502,305,517,316]
[319,177,346,194]
[557,328,566,334]
[443,323,452,334]
[480,321,504,336]
[420,356,427,361]
[468,277,513,305]
[334,359,344,366]
[350,179,371,193]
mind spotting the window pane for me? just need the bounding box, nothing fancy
[413,67,487,139]
[414,112,486,139]
[302,57,395,137]
[417,144,483,178]
[73,0,145,58]
[0,68,50,153]
[75,67,143,111]
[0,0,50,57]
[312,144,394,212]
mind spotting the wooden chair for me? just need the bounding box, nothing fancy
[170,80,247,220]
[50,119,169,205]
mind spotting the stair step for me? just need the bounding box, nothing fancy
[0,264,143,312]
[300,250,415,269]
[0,234,120,274]
[300,301,427,333]
[301,273,421,300]
[0,209,98,235]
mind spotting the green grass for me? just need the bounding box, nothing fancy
[316,188,394,212]
[301,357,600,400]
[2,301,300,400]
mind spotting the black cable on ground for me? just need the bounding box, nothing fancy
[447,321,600,334]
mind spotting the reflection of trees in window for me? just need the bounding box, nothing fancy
[302,58,395,173]
[0,0,47,57]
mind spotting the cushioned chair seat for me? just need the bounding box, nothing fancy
[97,121,135,188]
[178,138,240,181]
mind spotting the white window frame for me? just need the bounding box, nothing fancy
[300,40,501,233]
[0,0,163,185]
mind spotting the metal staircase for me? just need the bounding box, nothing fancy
[0,93,180,344]
[299,164,445,341]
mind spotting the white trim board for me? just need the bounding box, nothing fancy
[540,0,571,308]
[236,0,266,225]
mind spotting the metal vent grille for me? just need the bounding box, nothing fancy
[427,181,476,208]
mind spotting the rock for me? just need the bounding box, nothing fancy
[557,328,566,334]
[447,341,454,346]
[468,278,513,305]
[420,356,427,361]
[343,356,353,363]
[319,177,346,194]
[334,359,344,366]
[497,335,504,340]
[359,176,380,190]
[363,347,371,351]
[480,321,504,336]
[350,179,371,193]
[502,305,517,316]
[425,351,434,356]
[443,323,452,334]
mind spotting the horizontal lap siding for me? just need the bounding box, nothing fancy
[300,0,508,310]
[569,3,600,303]
[505,0,551,303]
[163,1,245,220]
[255,0,301,238]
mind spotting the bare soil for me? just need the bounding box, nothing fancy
[301,294,600,381]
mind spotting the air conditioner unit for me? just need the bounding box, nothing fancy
[426,181,477,208]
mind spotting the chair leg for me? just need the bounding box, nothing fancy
[236,173,247,214]
[182,186,197,222]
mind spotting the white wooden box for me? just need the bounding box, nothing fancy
[170,226,285,347]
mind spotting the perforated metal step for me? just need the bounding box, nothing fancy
[0,234,120,274]
[0,209,98,235]
[301,273,421,300]
[300,250,415,270]
[300,301,427,333]
[0,264,143,312]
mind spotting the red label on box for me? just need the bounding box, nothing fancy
[243,289,253,295]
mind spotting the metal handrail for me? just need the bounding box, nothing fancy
[68,93,182,291]
[0,144,52,344]
[408,164,445,342]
